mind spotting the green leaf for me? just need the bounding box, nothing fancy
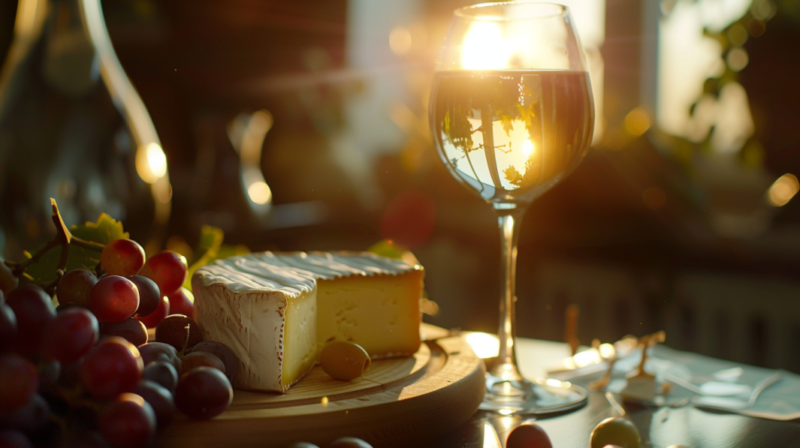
[24,214,127,286]
[70,213,129,244]
[503,165,523,187]
[188,226,224,266]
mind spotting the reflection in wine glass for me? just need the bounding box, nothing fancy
[430,2,594,415]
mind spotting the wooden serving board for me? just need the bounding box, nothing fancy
[156,324,485,448]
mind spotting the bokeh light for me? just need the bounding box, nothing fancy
[389,26,412,55]
[624,108,651,136]
[135,142,167,184]
[727,47,749,71]
[768,174,799,207]
[247,181,273,205]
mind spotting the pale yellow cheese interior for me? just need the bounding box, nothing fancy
[281,288,318,390]
[316,271,423,358]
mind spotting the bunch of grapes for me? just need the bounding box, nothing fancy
[0,239,238,448]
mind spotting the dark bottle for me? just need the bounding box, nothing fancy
[0,0,171,257]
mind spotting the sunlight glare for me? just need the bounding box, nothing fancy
[462,22,508,70]
[523,139,535,158]
[483,422,503,448]
[465,332,500,359]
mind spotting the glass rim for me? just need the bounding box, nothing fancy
[453,1,568,21]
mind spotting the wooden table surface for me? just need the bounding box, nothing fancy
[419,336,800,448]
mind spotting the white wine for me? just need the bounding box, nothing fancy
[430,70,594,207]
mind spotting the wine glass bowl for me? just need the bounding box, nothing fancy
[429,2,594,415]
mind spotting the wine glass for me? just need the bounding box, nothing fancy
[429,2,594,415]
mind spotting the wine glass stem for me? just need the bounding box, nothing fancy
[492,209,525,381]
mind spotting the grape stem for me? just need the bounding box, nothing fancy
[180,324,191,357]
[2,199,106,281]
[43,270,65,296]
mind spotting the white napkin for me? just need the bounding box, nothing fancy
[550,344,800,421]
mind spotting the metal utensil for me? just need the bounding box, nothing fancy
[694,371,782,411]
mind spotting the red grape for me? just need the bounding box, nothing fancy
[0,394,49,435]
[56,269,97,307]
[89,276,140,323]
[5,285,56,355]
[98,393,156,448]
[101,239,146,277]
[37,359,60,393]
[506,421,553,448]
[41,308,98,363]
[143,361,178,393]
[138,342,182,374]
[0,430,33,448]
[133,380,175,428]
[79,337,143,400]
[0,354,38,414]
[129,276,160,318]
[99,318,148,347]
[155,315,203,352]
[167,287,194,318]
[191,341,239,382]
[54,430,107,448]
[136,296,169,329]
[181,352,225,376]
[56,360,82,389]
[174,367,232,420]
[138,251,187,297]
[0,303,16,352]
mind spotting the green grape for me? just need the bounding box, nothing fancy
[319,341,371,381]
[590,417,641,448]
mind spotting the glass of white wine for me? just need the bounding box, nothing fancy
[430,2,594,415]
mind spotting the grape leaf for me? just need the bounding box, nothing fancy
[182,226,250,291]
[70,213,129,244]
[23,214,127,286]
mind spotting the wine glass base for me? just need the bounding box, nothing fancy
[479,375,588,416]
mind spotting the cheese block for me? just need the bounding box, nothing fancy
[192,251,423,393]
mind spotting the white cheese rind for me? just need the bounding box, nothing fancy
[193,278,316,392]
[193,251,422,393]
[194,251,419,296]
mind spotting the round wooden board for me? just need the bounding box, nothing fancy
[155,324,485,448]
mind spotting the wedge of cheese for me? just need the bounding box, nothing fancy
[193,251,423,393]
